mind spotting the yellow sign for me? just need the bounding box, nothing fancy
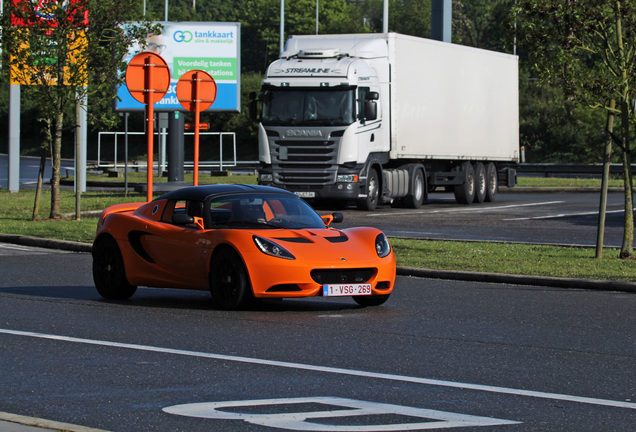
[10,28,87,86]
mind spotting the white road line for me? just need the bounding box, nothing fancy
[367,201,566,217]
[2,328,635,411]
[0,244,35,251]
[504,208,626,221]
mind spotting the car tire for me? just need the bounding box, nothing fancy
[210,247,250,310]
[92,236,137,300]
[353,294,390,307]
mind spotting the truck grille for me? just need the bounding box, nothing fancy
[271,139,339,185]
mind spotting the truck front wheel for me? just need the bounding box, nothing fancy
[454,162,475,204]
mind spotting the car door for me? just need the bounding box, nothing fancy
[140,199,211,289]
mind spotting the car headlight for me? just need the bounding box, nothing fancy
[375,233,391,258]
[253,236,295,260]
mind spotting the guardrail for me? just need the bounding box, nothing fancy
[96,131,238,172]
[516,163,635,178]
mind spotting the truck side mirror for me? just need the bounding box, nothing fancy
[363,91,379,121]
[364,101,377,121]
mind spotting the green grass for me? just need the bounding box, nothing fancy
[517,176,625,188]
[1,176,635,283]
[391,238,634,282]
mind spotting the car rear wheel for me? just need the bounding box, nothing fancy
[353,294,390,307]
[92,236,137,300]
[210,248,249,310]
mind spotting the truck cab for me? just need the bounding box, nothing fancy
[250,38,389,209]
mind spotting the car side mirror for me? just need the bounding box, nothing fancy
[321,212,344,226]
[173,213,194,225]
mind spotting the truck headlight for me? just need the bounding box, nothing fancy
[337,174,358,183]
[260,173,274,182]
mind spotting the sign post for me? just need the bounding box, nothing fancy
[125,52,171,201]
[176,70,217,186]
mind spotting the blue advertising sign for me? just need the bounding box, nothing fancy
[116,21,241,112]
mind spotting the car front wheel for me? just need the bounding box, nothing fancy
[210,247,250,310]
[353,294,390,307]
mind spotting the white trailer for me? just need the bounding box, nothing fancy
[250,33,519,210]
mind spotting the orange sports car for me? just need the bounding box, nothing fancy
[92,185,396,309]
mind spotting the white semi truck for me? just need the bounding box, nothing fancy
[249,32,519,210]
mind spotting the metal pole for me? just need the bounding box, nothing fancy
[8,85,20,193]
[193,71,201,186]
[165,0,168,21]
[75,98,81,220]
[125,112,129,196]
[145,59,155,202]
[383,0,388,33]
[316,0,319,34]
[279,0,285,54]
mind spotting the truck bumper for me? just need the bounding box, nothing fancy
[258,181,362,200]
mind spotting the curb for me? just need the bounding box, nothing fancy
[0,412,109,432]
[0,234,92,253]
[1,234,635,294]
[397,267,636,293]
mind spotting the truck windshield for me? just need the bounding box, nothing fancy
[261,88,356,126]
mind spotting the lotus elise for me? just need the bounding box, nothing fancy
[92,184,396,309]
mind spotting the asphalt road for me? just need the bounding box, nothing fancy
[1,245,635,431]
[333,190,627,248]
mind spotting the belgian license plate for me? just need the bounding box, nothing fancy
[295,191,315,198]
[323,283,372,297]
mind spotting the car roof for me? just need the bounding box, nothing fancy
[155,184,297,202]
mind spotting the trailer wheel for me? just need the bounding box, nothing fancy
[403,167,425,209]
[454,162,475,204]
[485,162,498,202]
[473,162,486,203]
[358,167,380,211]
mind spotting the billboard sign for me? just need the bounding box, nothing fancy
[9,0,88,85]
[116,21,240,113]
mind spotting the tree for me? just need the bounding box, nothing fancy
[2,0,156,219]
[517,0,636,258]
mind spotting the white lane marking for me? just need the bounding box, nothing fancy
[163,397,521,430]
[0,243,56,256]
[367,201,566,217]
[0,244,32,251]
[504,208,626,221]
[1,328,635,411]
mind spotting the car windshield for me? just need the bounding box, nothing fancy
[208,193,326,229]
